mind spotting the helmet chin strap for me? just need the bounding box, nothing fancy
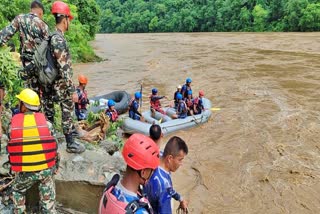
[137,170,148,185]
[66,16,69,31]
[19,101,24,112]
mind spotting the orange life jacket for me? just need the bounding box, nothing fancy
[7,112,57,172]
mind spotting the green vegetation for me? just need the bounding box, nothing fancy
[87,110,125,149]
[97,0,320,32]
[0,0,101,109]
[0,48,23,106]
[106,119,124,149]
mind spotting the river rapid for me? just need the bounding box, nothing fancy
[74,33,320,213]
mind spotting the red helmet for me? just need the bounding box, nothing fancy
[51,1,74,20]
[122,133,160,170]
[199,90,204,96]
[78,74,88,84]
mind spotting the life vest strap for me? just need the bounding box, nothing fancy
[10,157,56,166]
[11,124,51,130]
[9,148,57,156]
[125,199,153,214]
[8,139,56,146]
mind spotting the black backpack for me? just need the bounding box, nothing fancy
[33,32,59,86]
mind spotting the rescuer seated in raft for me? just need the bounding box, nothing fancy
[105,99,118,122]
[128,91,145,121]
[173,85,182,109]
[193,90,205,115]
[184,90,194,116]
[181,77,192,99]
[149,88,167,117]
[171,93,187,119]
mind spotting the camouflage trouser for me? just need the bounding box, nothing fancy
[11,168,56,214]
[41,89,55,123]
[24,76,40,95]
[42,88,74,135]
[20,61,40,95]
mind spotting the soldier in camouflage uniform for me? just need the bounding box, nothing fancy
[0,1,49,94]
[7,89,58,214]
[43,1,85,153]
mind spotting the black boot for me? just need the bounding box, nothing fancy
[65,133,85,154]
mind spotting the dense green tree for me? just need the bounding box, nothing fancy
[252,4,268,31]
[97,0,320,32]
[299,3,320,31]
[149,16,159,31]
[239,7,252,31]
[283,0,309,31]
[69,0,101,39]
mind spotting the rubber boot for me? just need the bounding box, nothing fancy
[65,133,85,154]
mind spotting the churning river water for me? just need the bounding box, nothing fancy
[74,32,320,213]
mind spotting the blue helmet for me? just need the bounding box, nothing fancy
[135,92,141,99]
[186,77,192,83]
[187,90,193,95]
[152,88,158,95]
[176,93,183,100]
[108,99,115,107]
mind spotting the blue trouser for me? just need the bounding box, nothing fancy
[129,111,141,120]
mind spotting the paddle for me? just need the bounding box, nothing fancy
[210,107,221,111]
[139,82,143,111]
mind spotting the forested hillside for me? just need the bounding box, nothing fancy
[97,0,320,33]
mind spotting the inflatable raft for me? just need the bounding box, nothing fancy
[122,98,212,135]
[87,91,131,114]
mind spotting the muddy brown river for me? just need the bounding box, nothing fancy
[73,33,320,213]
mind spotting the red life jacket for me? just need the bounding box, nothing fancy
[99,174,153,214]
[106,109,118,122]
[150,95,166,114]
[76,87,88,110]
[7,112,57,172]
[185,98,193,108]
[150,94,161,109]
[193,97,199,105]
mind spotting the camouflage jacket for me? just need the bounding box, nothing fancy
[51,29,75,97]
[0,13,49,63]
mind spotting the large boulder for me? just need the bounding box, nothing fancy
[0,135,126,213]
